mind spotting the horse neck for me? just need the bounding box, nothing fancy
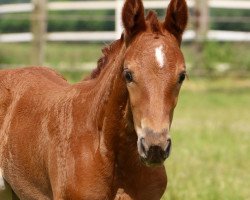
[75,40,130,149]
[92,42,127,130]
[96,50,130,153]
[75,40,139,168]
[98,73,140,172]
[94,64,139,167]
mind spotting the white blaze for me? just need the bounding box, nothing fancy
[155,45,165,68]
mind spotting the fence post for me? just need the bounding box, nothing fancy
[193,0,209,71]
[115,0,123,39]
[194,0,209,42]
[31,0,47,66]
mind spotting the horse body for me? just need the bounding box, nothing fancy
[0,0,188,199]
[0,67,111,199]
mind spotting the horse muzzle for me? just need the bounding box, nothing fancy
[138,137,172,166]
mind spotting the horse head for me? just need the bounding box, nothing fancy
[121,0,188,166]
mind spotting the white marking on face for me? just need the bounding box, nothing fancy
[135,126,144,138]
[136,123,149,158]
[155,45,165,68]
[0,168,5,190]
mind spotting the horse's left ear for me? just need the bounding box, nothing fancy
[122,0,146,43]
[164,0,188,44]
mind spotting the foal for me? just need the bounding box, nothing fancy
[0,0,188,199]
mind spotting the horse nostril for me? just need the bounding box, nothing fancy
[165,139,172,158]
[140,138,147,157]
[138,137,172,165]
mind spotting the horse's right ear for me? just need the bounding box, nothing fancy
[122,0,146,43]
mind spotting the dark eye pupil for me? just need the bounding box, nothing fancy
[179,73,186,83]
[124,71,133,82]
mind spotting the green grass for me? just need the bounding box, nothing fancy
[161,78,250,200]
[182,42,250,76]
[0,43,102,69]
[0,43,102,81]
[1,42,250,77]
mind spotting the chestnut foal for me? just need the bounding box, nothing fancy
[0,0,188,199]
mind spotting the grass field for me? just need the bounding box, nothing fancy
[1,42,250,77]
[161,78,250,200]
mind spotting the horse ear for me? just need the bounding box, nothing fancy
[122,0,146,42]
[164,0,188,44]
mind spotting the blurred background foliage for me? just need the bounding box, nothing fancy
[0,10,115,33]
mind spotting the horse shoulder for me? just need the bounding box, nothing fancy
[0,67,71,200]
[49,132,115,200]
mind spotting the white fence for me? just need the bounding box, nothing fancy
[2,30,250,43]
[2,0,250,14]
[1,0,250,43]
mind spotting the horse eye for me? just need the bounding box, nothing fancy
[179,73,186,84]
[124,70,133,83]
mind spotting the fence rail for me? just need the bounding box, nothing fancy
[1,0,250,43]
[1,30,250,43]
[1,0,250,14]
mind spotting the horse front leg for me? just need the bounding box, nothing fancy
[114,188,133,200]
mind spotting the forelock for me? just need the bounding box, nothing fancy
[146,11,163,34]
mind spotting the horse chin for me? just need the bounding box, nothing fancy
[140,156,165,167]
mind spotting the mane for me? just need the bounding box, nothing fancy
[146,10,163,34]
[87,35,124,80]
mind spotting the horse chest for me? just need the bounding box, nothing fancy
[113,163,167,200]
